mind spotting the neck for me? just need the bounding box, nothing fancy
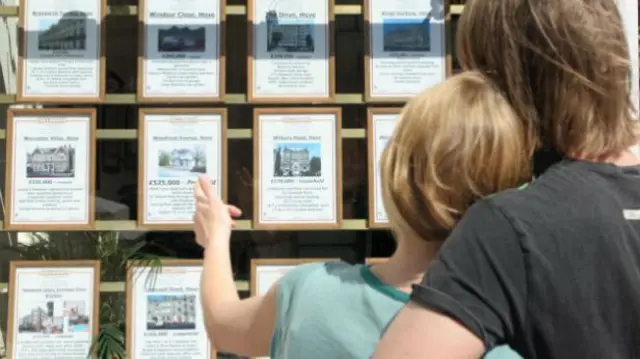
[574,148,640,166]
[609,148,640,166]
[369,237,443,293]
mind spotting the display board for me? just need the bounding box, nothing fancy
[138,108,227,229]
[126,260,215,359]
[367,107,400,228]
[250,258,337,295]
[247,0,335,102]
[253,107,342,229]
[138,0,225,102]
[5,260,101,359]
[617,0,640,113]
[4,108,97,231]
[17,0,106,102]
[364,0,448,101]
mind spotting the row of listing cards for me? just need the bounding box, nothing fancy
[18,0,448,103]
[3,107,400,231]
[4,258,386,359]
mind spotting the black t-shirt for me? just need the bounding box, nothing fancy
[411,160,640,359]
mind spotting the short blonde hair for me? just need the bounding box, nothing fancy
[380,71,530,242]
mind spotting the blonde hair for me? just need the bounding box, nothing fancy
[380,71,530,242]
[457,0,638,159]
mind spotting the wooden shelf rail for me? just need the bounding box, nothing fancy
[0,219,369,231]
[0,280,249,293]
[0,93,367,104]
[0,4,465,17]
[0,128,366,139]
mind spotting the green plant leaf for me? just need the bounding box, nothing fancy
[88,323,126,359]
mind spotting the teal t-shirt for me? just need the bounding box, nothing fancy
[270,261,521,359]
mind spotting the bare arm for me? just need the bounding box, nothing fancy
[193,176,276,357]
[373,302,485,359]
[200,244,277,357]
[373,200,529,359]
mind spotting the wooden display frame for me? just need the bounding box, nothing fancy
[16,0,107,103]
[250,258,338,296]
[126,259,216,359]
[137,107,228,230]
[246,0,336,103]
[137,0,226,103]
[363,0,453,103]
[367,107,400,228]
[365,257,388,264]
[4,108,97,231]
[252,107,343,230]
[5,260,101,359]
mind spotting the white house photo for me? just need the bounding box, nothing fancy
[26,144,76,178]
[157,144,207,178]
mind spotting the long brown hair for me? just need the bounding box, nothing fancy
[457,0,638,159]
[380,71,529,242]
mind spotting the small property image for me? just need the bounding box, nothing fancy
[273,142,322,177]
[26,144,76,178]
[382,17,430,52]
[63,300,90,333]
[157,144,206,177]
[38,12,87,51]
[146,294,197,330]
[265,11,315,53]
[18,301,64,334]
[157,26,206,52]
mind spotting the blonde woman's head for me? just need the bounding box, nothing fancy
[380,71,530,242]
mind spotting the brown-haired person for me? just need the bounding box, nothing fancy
[191,72,525,359]
[373,0,640,358]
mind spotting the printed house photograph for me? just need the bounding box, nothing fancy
[157,144,207,177]
[273,142,322,177]
[26,144,76,178]
[382,17,430,52]
[38,12,88,51]
[18,301,64,334]
[146,294,197,330]
[157,26,206,52]
[265,10,315,53]
[63,300,90,333]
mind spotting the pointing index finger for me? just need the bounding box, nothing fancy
[198,175,224,206]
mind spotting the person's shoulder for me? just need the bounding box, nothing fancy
[484,345,523,359]
[487,160,621,221]
[278,261,359,293]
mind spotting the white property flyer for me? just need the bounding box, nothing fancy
[7,263,98,359]
[366,0,446,99]
[255,110,340,227]
[7,111,94,228]
[128,263,212,359]
[250,0,331,99]
[254,264,296,295]
[140,110,225,227]
[369,111,399,225]
[20,0,103,99]
[140,0,222,99]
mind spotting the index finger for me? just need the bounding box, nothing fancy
[194,177,206,200]
[197,175,214,198]
[198,175,225,206]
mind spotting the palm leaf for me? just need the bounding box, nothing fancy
[88,323,126,359]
